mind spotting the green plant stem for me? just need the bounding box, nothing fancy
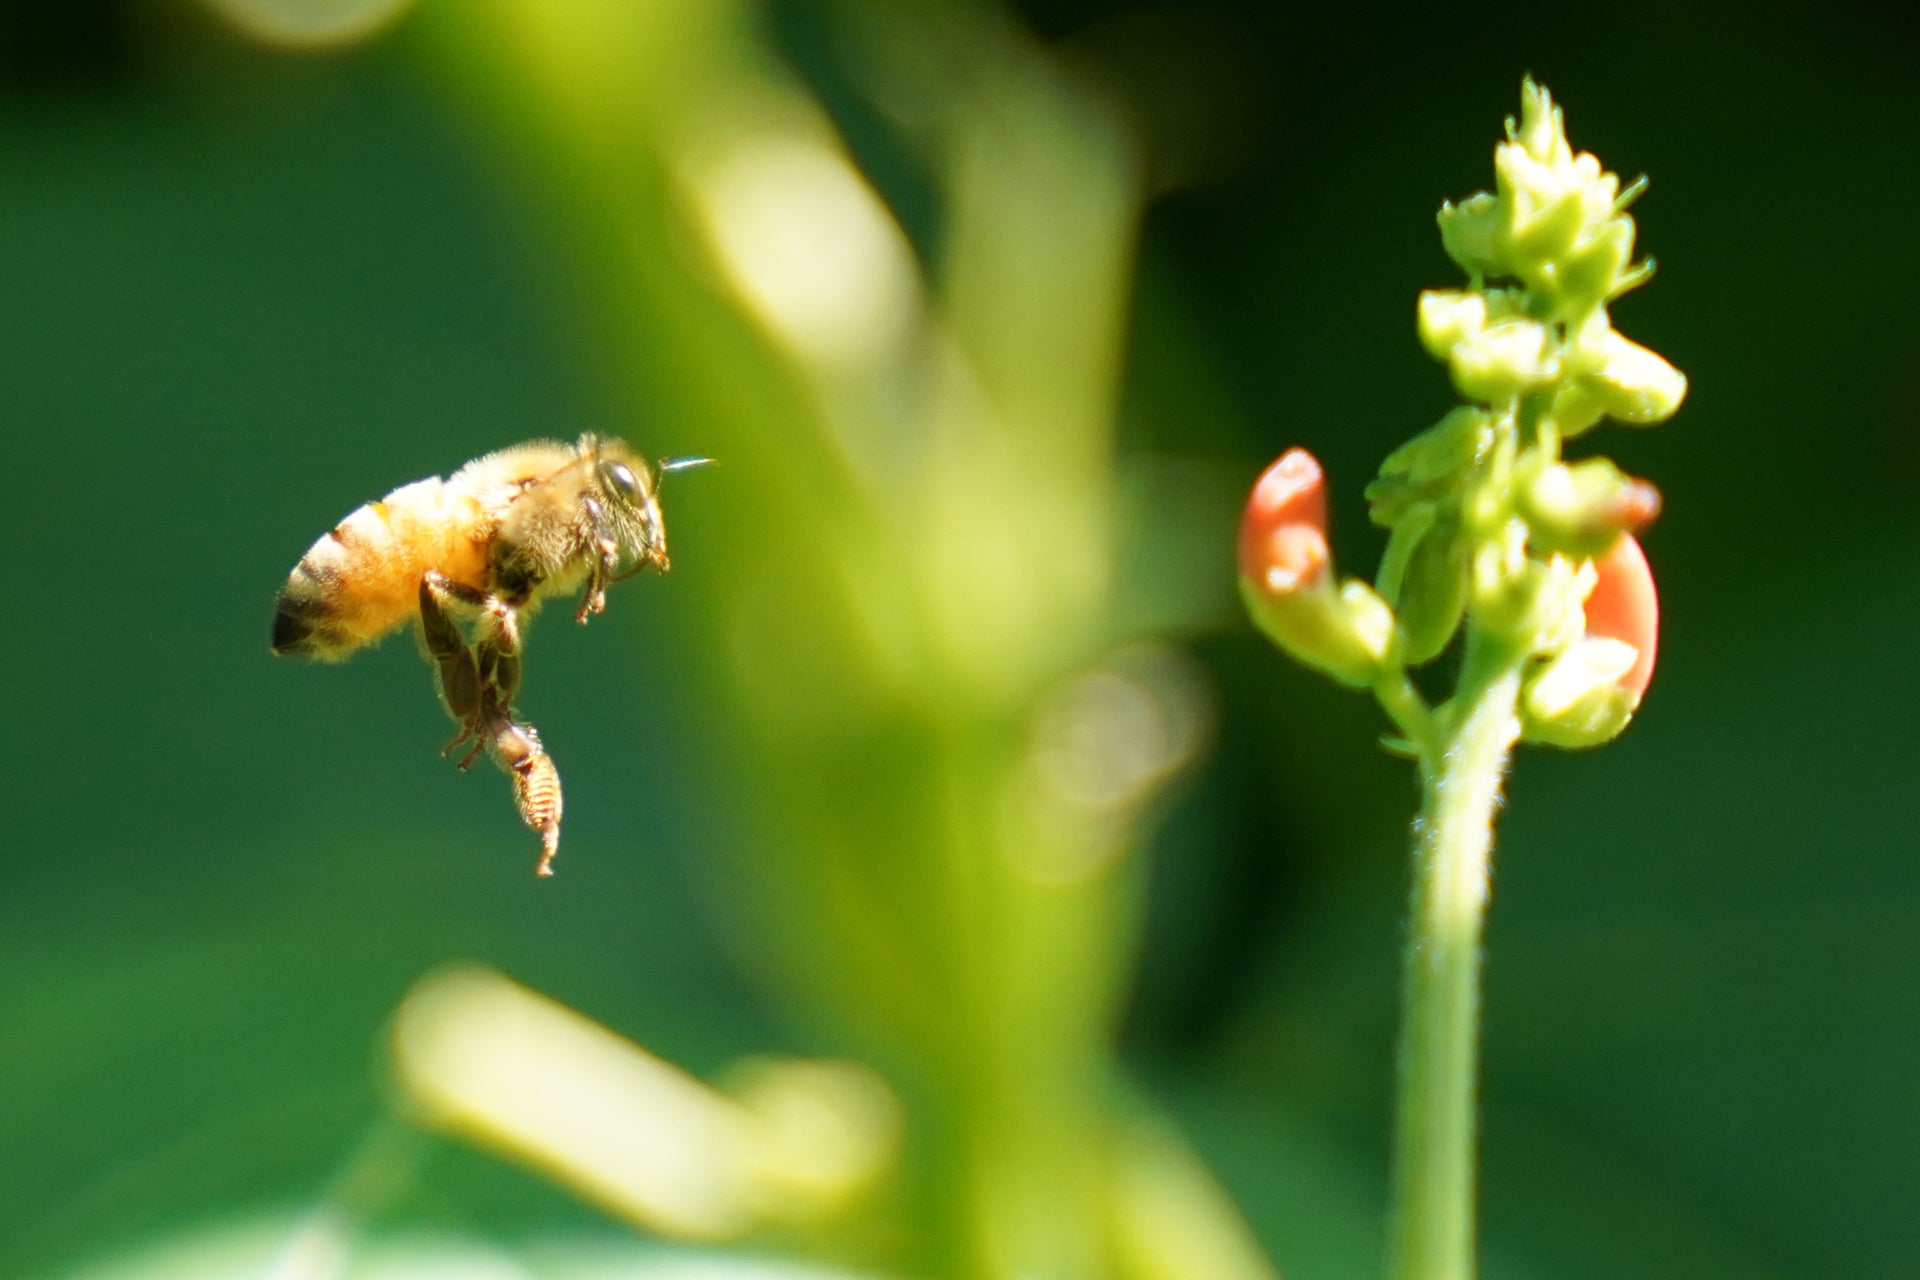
[1387,641,1523,1280]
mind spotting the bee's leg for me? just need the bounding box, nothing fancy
[421,577,560,874]
[423,570,496,615]
[419,574,490,767]
[451,727,490,772]
[574,497,621,624]
[474,598,526,713]
[475,606,563,875]
[489,717,564,877]
[520,745,564,877]
[573,551,618,624]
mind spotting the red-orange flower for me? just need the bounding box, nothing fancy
[1238,448,1331,594]
[1582,534,1658,701]
[1239,449,1394,688]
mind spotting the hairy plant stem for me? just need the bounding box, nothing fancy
[1386,635,1523,1280]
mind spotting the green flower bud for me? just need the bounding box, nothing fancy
[1518,458,1662,558]
[1389,407,1496,487]
[1545,216,1636,318]
[1448,318,1560,402]
[1545,379,1606,438]
[1496,87,1620,241]
[1472,529,1587,653]
[1438,192,1502,278]
[1510,78,1573,169]
[1569,324,1687,424]
[1393,517,1470,665]
[1240,575,1395,689]
[1417,289,1485,361]
[1579,161,1624,226]
[1495,138,1595,268]
[1363,485,1429,538]
[1367,407,1493,528]
[1518,637,1639,748]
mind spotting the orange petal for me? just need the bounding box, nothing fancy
[1582,534,1659,699]
[1240,449,1329,586]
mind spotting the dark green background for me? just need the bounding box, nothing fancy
[2,1,1914,1277]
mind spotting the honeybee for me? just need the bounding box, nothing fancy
[272,434,710,876]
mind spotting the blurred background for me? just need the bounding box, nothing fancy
[3,1,1916,1278]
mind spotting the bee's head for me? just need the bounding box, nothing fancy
[581,435,714,580]
[581,436,667,572]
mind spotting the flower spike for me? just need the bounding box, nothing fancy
[1237,83,1686,1280]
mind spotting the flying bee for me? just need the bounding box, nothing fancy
[271,434,711,876]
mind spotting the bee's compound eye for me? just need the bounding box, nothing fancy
[604,462,643,505]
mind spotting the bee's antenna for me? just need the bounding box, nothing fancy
[658,456,717,477]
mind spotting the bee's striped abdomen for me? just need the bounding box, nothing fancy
[271,479,490,661]
[271,556,349,656]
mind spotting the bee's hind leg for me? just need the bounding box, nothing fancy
[424,575,558,873]
[488,718,564,877]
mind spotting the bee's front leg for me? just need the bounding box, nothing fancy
[574,497,621,624]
